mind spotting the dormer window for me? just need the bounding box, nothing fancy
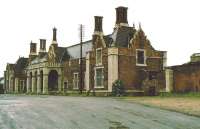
[136,49,146,66]
[96,48,102,65]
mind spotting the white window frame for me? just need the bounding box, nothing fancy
[136,49,147,66]
[73,72,79,89]
[94,67,104,88]
[96,48,102,66]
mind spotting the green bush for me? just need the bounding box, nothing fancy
[112,80,125,96]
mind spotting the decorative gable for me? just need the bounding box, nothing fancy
[48,45,56,62]
[93,35,106,49]
[129,27,154,50]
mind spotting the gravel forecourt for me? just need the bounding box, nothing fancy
[0,95,200,129]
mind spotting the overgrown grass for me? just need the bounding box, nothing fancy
[159,92,200,98]
[118,92,200,117]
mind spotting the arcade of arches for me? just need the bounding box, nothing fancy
[26,68,62,94]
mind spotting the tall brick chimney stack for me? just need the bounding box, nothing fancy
[52,27,57,44]
[94,16,103,35]
[29,41,37,63]
[39,39,46,53]
[29,41,37,55]
[115,6,129,27]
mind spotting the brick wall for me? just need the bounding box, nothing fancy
[63,58,86,91]
[172,64,200,92]
[117,28,166,91]
[89,35,108,91]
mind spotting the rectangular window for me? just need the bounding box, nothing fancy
[95,68,104,88]
[136,49,146,66]
[96,48,102,65]
[73,73,79,89]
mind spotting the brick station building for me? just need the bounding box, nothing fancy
[4,6,167,95]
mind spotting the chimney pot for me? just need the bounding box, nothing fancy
[39,39,46,52]
[115,6,128,25]
[30,42,37,55]
[53,27,57,42]
[94,16,103,34]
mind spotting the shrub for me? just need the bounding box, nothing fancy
[112,80,125,96]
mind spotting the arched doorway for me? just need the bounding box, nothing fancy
[48,70,58,92]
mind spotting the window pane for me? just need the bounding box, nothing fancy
[96,49,102,64]
[96,68,103,87]
[137,50,145,64]
[74,73,79,88]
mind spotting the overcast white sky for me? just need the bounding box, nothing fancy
[0,0,200,76]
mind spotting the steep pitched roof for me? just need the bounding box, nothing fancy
[65,40,92,59]
[56,47,70,62]
[31,53,48,64]
[111,26,136,47]
[30,26,136,63]
[14,57,28,73]
[103,35,113,47]
[60,26,135,60]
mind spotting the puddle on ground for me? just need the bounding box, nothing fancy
[109,120,130,129]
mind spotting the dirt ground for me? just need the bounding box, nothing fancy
[122,96,200,117]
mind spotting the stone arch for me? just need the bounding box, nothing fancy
[48,70,58,92]
[40,70,43,92]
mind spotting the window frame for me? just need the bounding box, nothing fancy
[136,49,147,66]
[94,67,104,88]
[96,48,102,66]
[73,72,79,89]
